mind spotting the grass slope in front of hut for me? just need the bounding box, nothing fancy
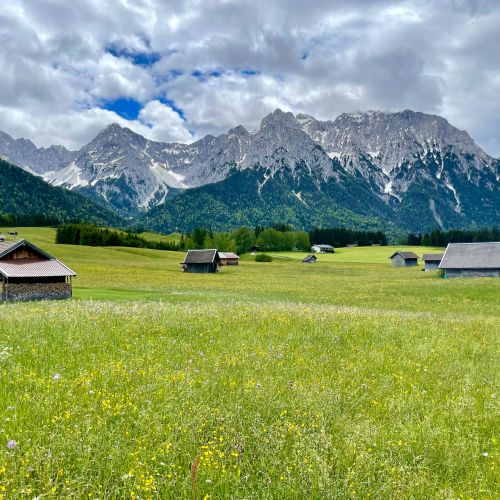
[0,227,498,498]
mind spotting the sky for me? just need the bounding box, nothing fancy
[1,0,499,157]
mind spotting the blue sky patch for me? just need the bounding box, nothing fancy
[240,68,260,76]
[102,98,142,120]
[157,97,186,121]
[106,45,161,67]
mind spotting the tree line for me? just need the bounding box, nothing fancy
[56,224,181,251]
[406,227,500,246]
[0,213,62,227]
[309,227,388,247]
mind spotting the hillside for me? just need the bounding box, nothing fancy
[2,109,499,232]
[0,158,121,225]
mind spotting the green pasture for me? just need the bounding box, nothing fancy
[0,227,498,498]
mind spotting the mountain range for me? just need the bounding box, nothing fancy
[1,109,498,233]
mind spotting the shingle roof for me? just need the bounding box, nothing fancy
[219,252,240,259]
[0,259,76,278]
[439,242,500,269]
[421,253,443,261]
[390,251,419,259]
[182,249,219,264]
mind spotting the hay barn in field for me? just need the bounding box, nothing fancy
[219,252,240,266]
[421,253,443,271]
[181,249,221,273]
[439,242,500,278]
[311,244,334,254]
[302,254,317,263]
[390,251,419,267]
[0,240,76,302]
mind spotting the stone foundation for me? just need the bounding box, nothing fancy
[3,282,72,302]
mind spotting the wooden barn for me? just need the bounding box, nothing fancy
[390,251,419,267]
[421,253,443,271]
[311,244,334,254]
[219,252,240,266]
[181,249,221,273]
[302,254,317,263]
[439,242,500,278]
[0,240,76,302]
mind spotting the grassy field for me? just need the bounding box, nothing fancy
[0,228,498,498]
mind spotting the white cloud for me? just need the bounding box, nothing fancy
[0,0,499,157]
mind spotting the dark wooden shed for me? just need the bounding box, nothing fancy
[390,251,419,267]
[421,253,443,271]
[0,240,76,302]
[302,254,317,263]
[181,249,221,273]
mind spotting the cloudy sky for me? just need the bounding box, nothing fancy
[1,0,499,156]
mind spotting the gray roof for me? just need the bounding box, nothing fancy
[439,242,500,269]
[302,254,317,262]
[0,259,76,278]
[421,253,443,261]
[313,244,334,248]
[219,252,239,259]
[390,251,419,259]
[0,240,54,260]
[182,249,219,264]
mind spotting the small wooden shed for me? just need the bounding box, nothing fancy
[181,249,221,273]
[390,251,419,267]
[311,244,334,254]
[302,254,317,263]
[219,252,240,266]
[0,240,76,302]
[439,242,500,277]
[421,253,443,271]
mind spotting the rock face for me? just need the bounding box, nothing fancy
[1,109,499,231]
[0,130,77,174]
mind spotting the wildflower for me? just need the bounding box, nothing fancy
[53,373,61,381]
[481,452,489,457]
[7,440,17,449]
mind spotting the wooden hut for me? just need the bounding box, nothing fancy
[421,253,443,271]
[0,240,76,302]
[439,242,500,278]
[311,244,334,254]
[219,252,240,266]
[390,251,419,267]
[302,254,317,263]
[181,249,221,273]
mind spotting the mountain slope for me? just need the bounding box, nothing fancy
[1,109,499,232]
[0,130,77,174]
[144,166,399,234]
[0,158,121,225]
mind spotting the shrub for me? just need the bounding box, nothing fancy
[255,253,273,262]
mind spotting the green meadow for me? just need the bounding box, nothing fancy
[0,227,498,498]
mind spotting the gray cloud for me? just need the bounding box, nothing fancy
[0,0,499,156]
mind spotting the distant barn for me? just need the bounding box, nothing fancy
[311,244,334,254]
[421,253,443,271]
[439,242,500,278]
[302,254,317,263]
[181,249,221,273]
[0,240,76,302]
[390,251,419,267]
[219,252,240,266]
